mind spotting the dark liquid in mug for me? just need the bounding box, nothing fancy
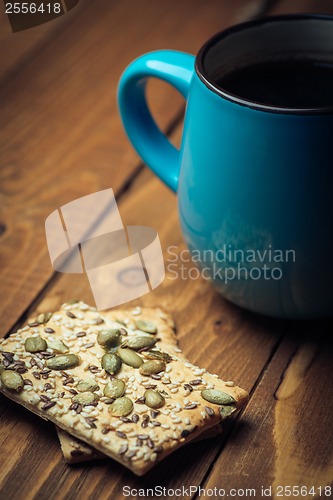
[216,60,333,108]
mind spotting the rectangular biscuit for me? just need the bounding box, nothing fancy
[0,301,248,475]
[52,305,223,463]
[57,424,223,463]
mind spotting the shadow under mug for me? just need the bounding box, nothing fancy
[117,15,333,319]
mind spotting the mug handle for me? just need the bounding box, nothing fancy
[117,50,195,192]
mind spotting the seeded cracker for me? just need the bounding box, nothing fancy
[54,306,223,463]
[0,301,248,476]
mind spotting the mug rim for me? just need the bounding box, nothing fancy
[195,14,333,115]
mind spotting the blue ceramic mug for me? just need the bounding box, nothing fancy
[118,15,333,318]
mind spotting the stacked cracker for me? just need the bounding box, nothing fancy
[0,302,248,475]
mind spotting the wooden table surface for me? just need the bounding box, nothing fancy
[1,1,333,499]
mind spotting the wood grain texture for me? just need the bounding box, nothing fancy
[0,0,252,338]
[202,322,333,499]
[0,0,80,83]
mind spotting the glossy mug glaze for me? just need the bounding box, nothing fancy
[118,15,333,318]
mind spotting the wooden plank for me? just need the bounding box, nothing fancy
[201,322,333,499]
[0,0,254,337]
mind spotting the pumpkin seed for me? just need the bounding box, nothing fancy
[135,320,157,334]
[1,370,24,392]
[144,389,165,409]
[47,339,69,354]
[219,404,237,420]
[101,353,122,375]
[139,360,166,376]
[72,392,99,406]
[46,354,80,370]
[117,348,143,368]
[25,336,47,353]
[122,336,157,351]
[0,362,5,373]
[76,378,99,392]
[104,379,126,399]
[142,349,172,363]
[108,396,133,417]
[36,312,53,324]
[201,389,235,405]
[97,329,122,349]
